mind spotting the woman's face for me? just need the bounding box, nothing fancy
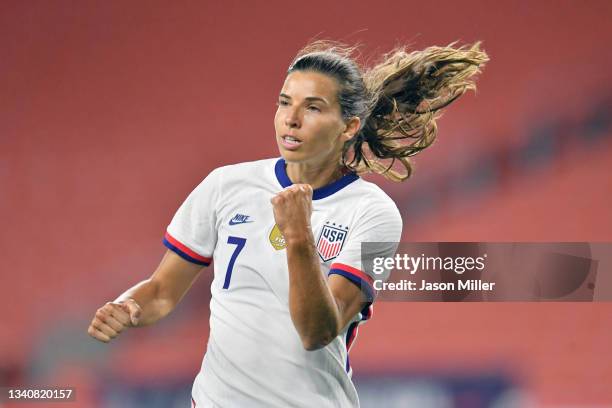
[274,70,355,166]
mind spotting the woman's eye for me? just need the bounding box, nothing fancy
[307,106,321,112]
[277,100,289,106]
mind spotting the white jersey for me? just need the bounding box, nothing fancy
[164,158,402,408]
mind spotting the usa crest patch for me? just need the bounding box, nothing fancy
[316,223,348,262]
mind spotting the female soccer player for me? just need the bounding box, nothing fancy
[88,40,488,407]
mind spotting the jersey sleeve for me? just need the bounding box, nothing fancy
[163,168,222,266]
[328,199,402,301]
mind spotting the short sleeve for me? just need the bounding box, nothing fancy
[163,168,222,266]
[328,200,402,301]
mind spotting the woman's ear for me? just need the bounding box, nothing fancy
[341,117,361,142]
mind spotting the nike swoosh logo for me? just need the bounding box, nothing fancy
[229,219,253,226]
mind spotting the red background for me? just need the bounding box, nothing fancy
[1,0,611,406]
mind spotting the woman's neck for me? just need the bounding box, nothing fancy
[285,160,345,190]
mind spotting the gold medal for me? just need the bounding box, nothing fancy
[269,224,286,250]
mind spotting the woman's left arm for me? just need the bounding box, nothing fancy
[272,184,367,351]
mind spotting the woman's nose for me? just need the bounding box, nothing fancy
[284,108,301,128]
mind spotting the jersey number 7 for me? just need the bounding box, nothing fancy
[223,236,246,289]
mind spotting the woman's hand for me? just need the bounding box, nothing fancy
[86,250,204,343]
[87,298,142,343]
[271,184,313,243]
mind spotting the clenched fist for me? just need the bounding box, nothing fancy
[87,298,142,343]
[271,184,313,243]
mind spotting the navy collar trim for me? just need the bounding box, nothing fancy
[274,158,359,200]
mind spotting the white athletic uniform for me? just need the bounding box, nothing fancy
[164,158,402,408]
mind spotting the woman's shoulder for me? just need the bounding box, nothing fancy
[350,177,397,204]
[214,157,277,171]
[345,177,402,220]
[207,157,278,179]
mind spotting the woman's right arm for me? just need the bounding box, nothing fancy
[87,249,204,343]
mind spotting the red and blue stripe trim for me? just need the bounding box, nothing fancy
[328,263,376,373]
[163,232,212,266]
[329,262,375,301]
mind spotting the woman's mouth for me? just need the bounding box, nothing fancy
[280,135,303,150]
